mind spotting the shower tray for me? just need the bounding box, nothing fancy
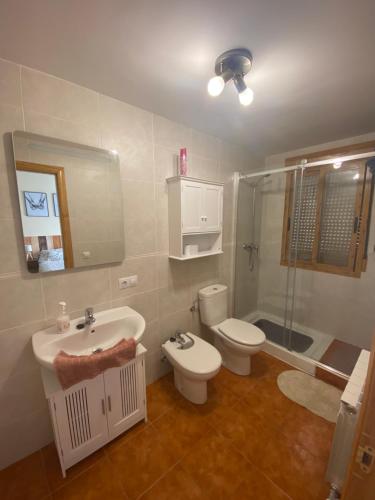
[254,319,313,353]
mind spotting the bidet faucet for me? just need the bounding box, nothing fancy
[85,307,96,326]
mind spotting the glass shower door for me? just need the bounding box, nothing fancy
[233,169,299,352]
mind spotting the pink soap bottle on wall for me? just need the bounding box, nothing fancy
[179,148,187,176]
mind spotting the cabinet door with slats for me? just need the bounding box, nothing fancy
[52,375,108,469]
[103,357,146,441]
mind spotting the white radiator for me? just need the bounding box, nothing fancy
[326,349,370,496]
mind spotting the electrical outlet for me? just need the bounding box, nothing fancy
[118,275,138,290]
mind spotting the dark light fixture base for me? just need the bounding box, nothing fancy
[214,48,252,81]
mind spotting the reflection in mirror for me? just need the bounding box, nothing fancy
[12,131,124,273]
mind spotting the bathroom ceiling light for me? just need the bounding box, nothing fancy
[207,76,225,97]
[207,48,254,106]
[333,161,342,169]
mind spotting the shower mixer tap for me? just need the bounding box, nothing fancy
[242,243,259,271]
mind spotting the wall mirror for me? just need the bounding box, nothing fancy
[12,131,124,273]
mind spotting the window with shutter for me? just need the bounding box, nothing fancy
[281,160,373,278]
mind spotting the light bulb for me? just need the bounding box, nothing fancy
[333,161,342,169]
[238,87,254,106]
[207,76,225,97]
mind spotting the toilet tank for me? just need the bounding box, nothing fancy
[198,284,228,326]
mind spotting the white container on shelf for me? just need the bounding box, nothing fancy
[184,244,199,256]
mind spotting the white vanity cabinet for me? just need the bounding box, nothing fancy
[42,345,147,476]
[167,176,224,260]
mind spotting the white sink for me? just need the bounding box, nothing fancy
[32,306,145,370]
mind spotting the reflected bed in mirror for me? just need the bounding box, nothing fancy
[12,131,124,273]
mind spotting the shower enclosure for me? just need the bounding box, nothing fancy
[233,151,375,380]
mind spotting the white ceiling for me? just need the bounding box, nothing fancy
[1,0,374,157]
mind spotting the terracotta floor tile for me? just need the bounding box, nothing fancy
[242,377,298,429]
[0,451,50,500]
[192,381,240,428]
[107,425,177,499]
[213,366,268,399]
[153,402,212,461]
[146,375,182,421]
[213,400,280,462]
[256,432,327,500]
[104,419,149,454]
[181,430,251,499]
[139,463,204,500]
[41,442,105,492]
[228,463,291,500]
[52,456,126,500]
[281,404,335,461]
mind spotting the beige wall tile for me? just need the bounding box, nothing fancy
[0,104,24,169]
[0,367,46,427]
[122,180,156,256]
[112,290,158,324]
[24,111,100,147]
[0,406,52,470]
[154,145,179,182]
[21,67,99,124]
[0,218,23,274]
[158,283,192,318]
[139,319,160,354]
[0,58,21,107]
[100,94,153,144]
[0,276,44,330]
[191,130,220,161]
[153,115,192,151]
[155,183,169,252]
[0,321,46,380]
[41,268,111,319]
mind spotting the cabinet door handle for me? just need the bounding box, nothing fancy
[101,399,106,415]
[108,395,112,412]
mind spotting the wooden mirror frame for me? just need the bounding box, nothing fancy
[16,161,74,269]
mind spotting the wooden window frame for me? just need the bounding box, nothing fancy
[280,142,374,278]
[16,161,74,269]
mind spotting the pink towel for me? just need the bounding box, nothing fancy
[53,338,136,389]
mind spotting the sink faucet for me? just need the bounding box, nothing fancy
[85,307,96,326]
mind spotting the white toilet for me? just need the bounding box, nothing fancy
[199,284,266,376]
[162,332,222,404]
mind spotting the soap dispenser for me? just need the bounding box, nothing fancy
[57,301,70,333]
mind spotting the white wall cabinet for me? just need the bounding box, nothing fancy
[167,176,224,260]
[42,345,147,476]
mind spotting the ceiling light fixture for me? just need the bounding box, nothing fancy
[207,48,254,106]
[333,161,342,169]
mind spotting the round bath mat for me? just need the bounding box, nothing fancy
[277,370,342,423]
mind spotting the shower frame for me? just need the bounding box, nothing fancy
[232,149,375,379]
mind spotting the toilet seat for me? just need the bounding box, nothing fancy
[218,318,266,346]
[162,333,222,379]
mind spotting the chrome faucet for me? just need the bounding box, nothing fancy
[85,307,96,326]
[174,330,185,345]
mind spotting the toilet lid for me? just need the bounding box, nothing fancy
[218,318,266,346]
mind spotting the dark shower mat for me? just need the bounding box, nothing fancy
[254,318,314,353]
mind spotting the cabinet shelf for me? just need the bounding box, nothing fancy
[167,176,224,260]
[169,250,223,261]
